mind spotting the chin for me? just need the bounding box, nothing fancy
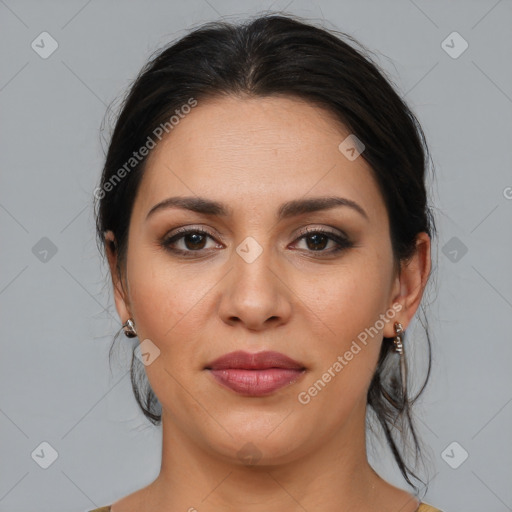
[203,418,310,467]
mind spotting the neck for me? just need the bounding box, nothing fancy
[145,404,403,512]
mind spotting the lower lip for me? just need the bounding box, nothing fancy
[208,368,305,396]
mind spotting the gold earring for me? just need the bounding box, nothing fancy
[123,318,137,338]
[393,322,404,354]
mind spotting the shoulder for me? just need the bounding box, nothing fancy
[87,507,111,512]
[417,503,443,512]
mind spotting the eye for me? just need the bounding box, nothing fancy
[161,227,221,256]
[291,227,353,255]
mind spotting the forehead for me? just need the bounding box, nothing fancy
[134,95,387,224]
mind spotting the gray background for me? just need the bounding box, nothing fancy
[1,0,511,511]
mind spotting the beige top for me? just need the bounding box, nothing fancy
[89,503,442,512]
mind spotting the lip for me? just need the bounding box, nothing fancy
[205,350,306,397]
[205,350,305,371]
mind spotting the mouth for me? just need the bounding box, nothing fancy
[204,350,306,397]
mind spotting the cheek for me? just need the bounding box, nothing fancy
[124,246,225,390]
[124,257,210,419]
[126,241,204,327]
[296,253,392,403]
[124,249,188,364]
[302,254,392,344]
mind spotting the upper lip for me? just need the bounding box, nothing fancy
[205,350,306,370]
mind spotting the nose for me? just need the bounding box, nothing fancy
[217,242,293,331]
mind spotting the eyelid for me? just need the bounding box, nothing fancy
[293,225,348,240]
[165,225,223,241]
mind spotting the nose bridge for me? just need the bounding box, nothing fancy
[218,233,291,329]
[232,234,278,299]
[231,209,276,279]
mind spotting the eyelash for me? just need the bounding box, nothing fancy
[160,226,354,258]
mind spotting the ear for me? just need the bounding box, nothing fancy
[384,232,431,337]
[104,230,132,325]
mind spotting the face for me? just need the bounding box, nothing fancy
[110,95,405,465]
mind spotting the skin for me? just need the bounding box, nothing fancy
[105,95,431,512]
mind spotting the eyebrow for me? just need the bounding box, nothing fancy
[145,195,369,222]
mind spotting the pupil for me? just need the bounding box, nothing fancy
[186,233,206,250]
[307,234,327,251]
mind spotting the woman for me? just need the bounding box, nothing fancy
[91,13,441,512]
